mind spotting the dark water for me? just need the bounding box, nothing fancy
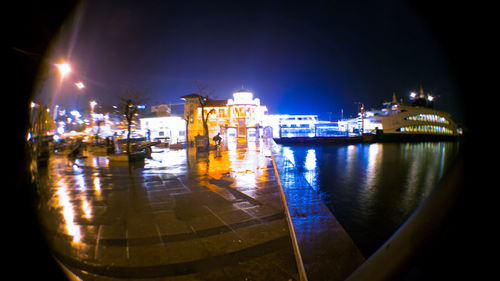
[278,142,461,257]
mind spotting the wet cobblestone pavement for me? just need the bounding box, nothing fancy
[34,139,299,280]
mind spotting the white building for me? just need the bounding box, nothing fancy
[262,114,318,138]
[139,116,186,144]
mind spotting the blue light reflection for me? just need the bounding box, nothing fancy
[274,142,460,257]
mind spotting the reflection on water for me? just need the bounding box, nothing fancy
[304,149,317,189]
[277,142,460,257]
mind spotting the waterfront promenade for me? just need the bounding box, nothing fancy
[270,144,365,281]
[35,140,299,280]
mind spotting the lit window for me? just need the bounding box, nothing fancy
[398,125,453,135]
[405,114,449,124]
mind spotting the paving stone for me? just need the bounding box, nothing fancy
[36,139,300,280]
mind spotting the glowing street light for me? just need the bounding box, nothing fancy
[75,81,85,89]
[90,100,97,126]
[55,61,71,79]
[90,100,97,114]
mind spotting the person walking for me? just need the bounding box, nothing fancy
[212,133,222,158]
[212,133,222,145]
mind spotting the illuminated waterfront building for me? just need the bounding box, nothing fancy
[139,115,186,144]
[139,104,186,144]
[262,114,319,138]
[180,89,268,142]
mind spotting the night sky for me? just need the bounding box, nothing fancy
[39,0,462,122]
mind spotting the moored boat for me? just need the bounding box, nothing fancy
[339,87,462,141]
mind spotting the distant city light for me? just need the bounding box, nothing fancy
[427,95,434,102]
[409,92,417,99]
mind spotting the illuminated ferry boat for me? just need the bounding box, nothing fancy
[275,87,461,145]
[340,88,462,141]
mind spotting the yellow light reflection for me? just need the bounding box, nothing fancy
[82,199,91,219]
[91,156,109,167]
[93,176,101,196]
[193,139,271,201]
[55,179,81,243]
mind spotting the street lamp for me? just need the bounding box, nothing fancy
[75,81,85,89]
[55,61,71,79]
[90,100,97,114]
[90,100,97,127]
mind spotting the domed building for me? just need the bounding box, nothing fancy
[180,88,268,143]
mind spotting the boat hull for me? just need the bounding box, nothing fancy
[376,133,459,143]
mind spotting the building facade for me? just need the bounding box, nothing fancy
[262,114,319,138]
[181,89,268,142]
[139,115,186,144]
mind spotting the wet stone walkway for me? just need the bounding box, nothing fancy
[270,143,365,281]
[35,139,299,280]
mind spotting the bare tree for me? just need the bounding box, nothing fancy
[120,86,148,155]
[195,82,216,150]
